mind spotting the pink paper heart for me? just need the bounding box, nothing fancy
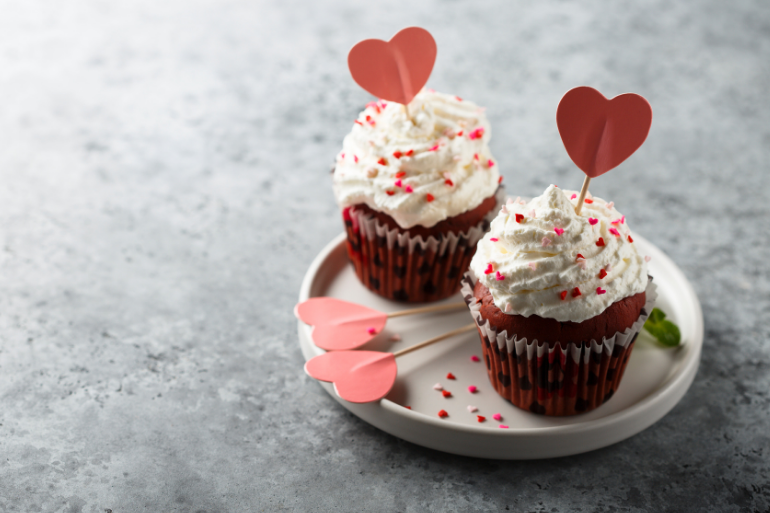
[295,298,387,351]
[348,27,437,105]
[556,86,652,178]
[304,351,397,403]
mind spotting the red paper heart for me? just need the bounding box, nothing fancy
[304,351,397,403]
[556,86,652,178]
[295,298,387,351]
[348,27,437,105]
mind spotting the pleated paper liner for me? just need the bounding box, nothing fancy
[461,273,657,416]
[342,188,505,303]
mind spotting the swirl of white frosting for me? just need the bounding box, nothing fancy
[332,90,500,229]
[469,185,648,322]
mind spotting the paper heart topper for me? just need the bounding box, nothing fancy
[556,86,652,178]
[348,26,437,105]
[305,351,397,403]
[295,297,387,351]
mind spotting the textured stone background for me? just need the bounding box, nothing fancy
[0,1,768,511]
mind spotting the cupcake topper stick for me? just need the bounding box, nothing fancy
[556,86,652,215]
[304,323,475,403]
[347,27,437,121]
[295,297,466,351]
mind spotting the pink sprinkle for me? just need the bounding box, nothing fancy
[495,271,505,281]
[588,218,598,226]
[500,205,509,214]
[467,405,478,412]
[507,197,515,205]
[576,260,587,270]
[471,355,480,362]
[474,153,479,161]
[606,201,614,209]
[606,263,613,272]
[620,215,625,224]
[528,262,537,271]
[570,194,577,200]
[484,263,494,275]
[492,413,503,421]
[487,159,495,168]
[504,303,512,313]
[609,228,620,236]
[394,179,402,188]
[428,144,439,152]
[490,237,499,242]
[541,237,552,247]
[468,127,485,140]
[554,227,564,236]
[405,185,413,193]
[354,155,359,163]
[644,255,652,262]
[341,153,345,159]
[596,287,607,295]
[528,209,537,218]
[433,383,443,391]
[389,333,401,341]
[499,425,509,429]
[468,386,478,393]
[367,327,376,335]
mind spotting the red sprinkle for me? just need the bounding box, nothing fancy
[576,253,585,260]
[515,213,524,223]
[404,406,412,409]
[354,120,363,125]
[438,410,448,418]
[628,235,634,243]
[585,198,594,204]
[455,96,463,101]
[599,269,608,279]
[393,151,403,159]
[442,390,452,398]
[468,127,485,140]
[447,373,456,380]
[386,190,395,196]
[395,171,406,178]
[560,291,568,301]
[474,153,479,161]
[572,287,582,298]
[596,287,607,295]
[490,237,499,242]
[426,193,435,202]
[477,415,486,423]
[487,159,495,168]
[445,179,454,186]
[596,237,606,247]
[498,176,503,183]
[377,157,387,166]
[404,149,414,157]
[484,263,494,275]
[456,131,463,137]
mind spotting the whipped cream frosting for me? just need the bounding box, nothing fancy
[332,90,500,229]
[470,185,648,323]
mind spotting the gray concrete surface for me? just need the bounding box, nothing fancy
[0,1,768,511]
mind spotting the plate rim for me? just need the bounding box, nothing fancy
[298,232,703,453]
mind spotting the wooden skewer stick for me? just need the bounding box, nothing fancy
[574,176,591,215]
[392,323,476,358]
[386,302,467,319]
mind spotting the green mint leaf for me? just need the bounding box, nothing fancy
[643,307,681,347]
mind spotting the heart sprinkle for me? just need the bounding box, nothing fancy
[560,291,568,300]
[499,425,509,429]
[471,355,480,362]
[576,253,585,260]
[628,235,634,243]
[528,262,538,271]
[404,185,413,193]
[395,170,406,178]
[554,227,564,236]
[576,259,587,270]
[588,218,598,226]
[585,198,594,204]
[596,237,606,247]
[433,383,443,391]
[501,205,509,214]
[378,157,387,166]
[515,213,525,223]
[541,237,552,247]
[606,201,614,209]
[404,149,414,157]
[386,190,395,196]
[354,120,363,126]
[468,405,478,412]
[367,327,376,335]
[529,209,537,218]
[445,179,454,186]
[394,179,403,188]
[426,193,435,202]
[468,127,485,140]
[392,151,403,159]
[438,410,448,418]
[490,237,498,242]
[474,153,479,161]
[492,413,503,421]
[366,169,378,178]
[477,416,486,423]
[645,255,651,262]
[428,143,439,152]
[442,390,452,398]
[599,269,608,279]
[571,194,577,200]
[487,159,495,168]
[447,373,456,380]
[609,228,620,237]
[606,264,613,272]
[456,131,463,137]
[572,287,582,298]
[404,406,411,409]
[495,271,505,281]
[498,176,503,184]
[597,287,607,295]
[484,263,494,275]
[468,385,478,393]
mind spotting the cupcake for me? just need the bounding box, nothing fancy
[333,89,504,302]
[463,185,656,415]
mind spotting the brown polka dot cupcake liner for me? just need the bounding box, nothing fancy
[341,189,504,303]
[461,273,657,416]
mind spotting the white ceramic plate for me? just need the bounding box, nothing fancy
[297,233,703,459]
